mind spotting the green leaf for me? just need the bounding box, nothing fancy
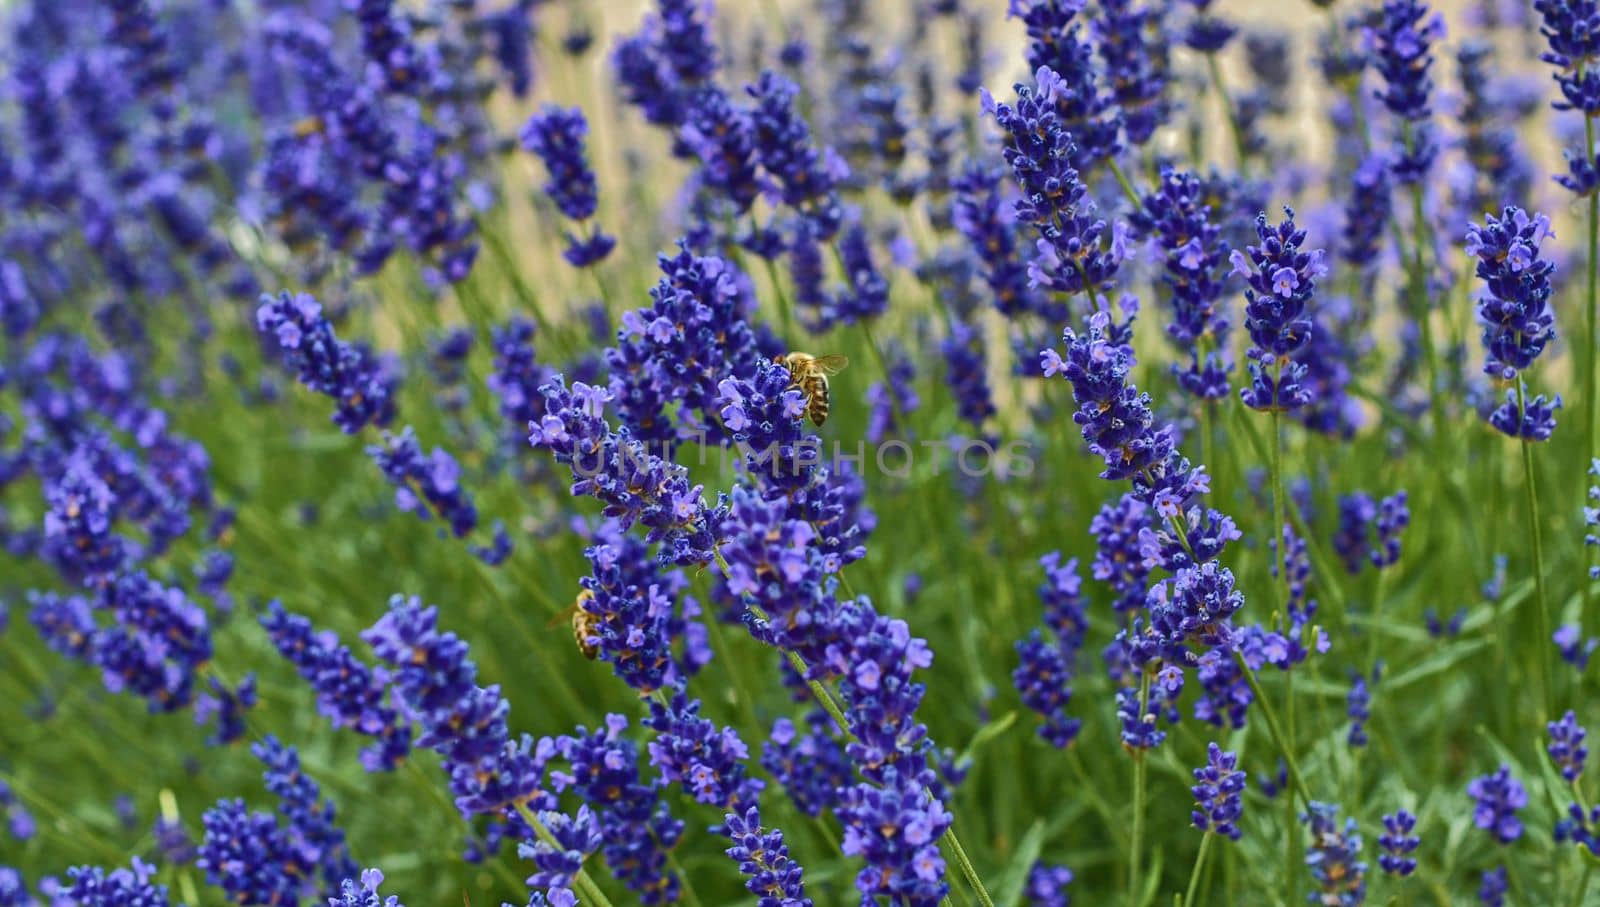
[993,820,1045,907]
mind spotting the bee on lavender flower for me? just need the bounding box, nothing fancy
[776,352,849,426]
[549,589,602,659]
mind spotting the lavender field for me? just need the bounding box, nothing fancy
[0,0,1597,905]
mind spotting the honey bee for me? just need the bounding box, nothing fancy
[776,352,849,426]
[548,589,601,659]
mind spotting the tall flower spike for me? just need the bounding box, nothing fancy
[363,596,550,816]
[1549,711,1589,782]
[747,71,845,239]
[1190,742,1245,840]
[530,378,725,566]
[1467,207,1560,440]
[1096,0,1171,147]
[1366,0,1443,183]
[520,106,616,268]
[1303,802,1366,906]
[1138,167,1233,399]
[1378,810,1419,876]
[260,601,412,772]
[255,291,398,434]
[368,427,479,539]
[1024,862,1075,907]
[983,67,1130,298]
[1467,764,1527,844]
[723,806,813,907]
[1230,209,1325,413]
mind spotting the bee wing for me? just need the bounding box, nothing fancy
[810,354,850,375]
[544,603,580,630]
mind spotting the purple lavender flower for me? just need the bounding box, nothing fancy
[761,715,849,819]
[41,455,130,586]
[329,868,405,907]
[1378,810,1419,876]
[1014,631,1080,748]
[1555,623,1598,670]
[520,106,616,268]
[1549,711,1589,781]
[61,860,171,907]
[1346,671,1372,748]
[1467,207,1559,440]
[1479,865,1508,906]
[1182,0,1236,51]
[1008,1,1121,168]
[681,87,761,214]
[1535,1,1600,116]
[1230,209,1326,412]
[952,162,1044,318]
[578,539,697,694]
[1041,308,1173,482]
[1370,491,1409,569]
[723,806,813,907]
[942,319,996,431]
[1366,0,1443,183]
[252,736,357,895]
[1342,154,1391,272]
[368,427,478,538]
[261,601,412,771]
[643,690,762,813]
[1138,168,1233,399]
[1095,0,1170,146]
[984,68,1130,298]
[255,291,398,434]
[606,246,764,446]
[1467,765,1527,844]
[363,596,550,815]
[552,715,684,902]
[0,782,35,844]
[530,378,724,566]
[747,71,845,238]
[1191,742,1245,839]
[0,867,29,907]
[1023,862,1074,906]
[1303,802,1366,906]
[1090,493,1154,614]
[194,674,257,746]
[837,764,951,905]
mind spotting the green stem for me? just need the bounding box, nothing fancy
[1129,670,1152,907]
[1106,158,1143,209]
[1282,667,1298,895]
[1234,653,1313,806]
[1183,833,1216,907]
[1517,380,1554,722]
[762,253,796,342]
[1584,108,1597,625]
[1574,862,1595,907]
[1407,182,1445,447]
[1268,400,1287,616]
[513,801,617,907]
[1204,54,1250,176]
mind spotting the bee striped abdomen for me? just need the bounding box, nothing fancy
[804,376,830,425]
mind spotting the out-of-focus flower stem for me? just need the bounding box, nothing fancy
[1183,830,1215,907]
[1234,652,1312,806]
[1516,380,1554,722]
[1127,669,1150,907]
